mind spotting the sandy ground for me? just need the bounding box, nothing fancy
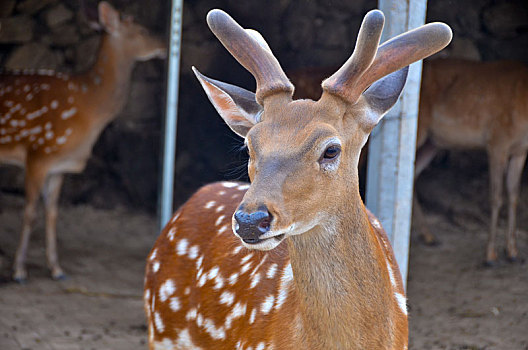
[0,155,527,349]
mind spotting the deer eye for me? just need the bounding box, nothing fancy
[322,145,341,160]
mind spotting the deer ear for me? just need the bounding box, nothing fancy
[98,1,120,35]
[361,67,409,127]
[193,67,262,138]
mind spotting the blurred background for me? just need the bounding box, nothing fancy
[0,0,526,213]
[0,0,527,349]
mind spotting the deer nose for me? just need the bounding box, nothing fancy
[234,208,272,244]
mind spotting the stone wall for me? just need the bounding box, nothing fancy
[0,0,527,214]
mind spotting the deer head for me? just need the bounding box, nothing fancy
[96,1,166,61]
[194,9,451,251]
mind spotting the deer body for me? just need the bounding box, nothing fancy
[0,2,166,282]
[145,182,407,349]
[145,9,451,349]
[415,58,528,263]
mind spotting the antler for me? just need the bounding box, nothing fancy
[322,10,452,105]
[207,9,294,105]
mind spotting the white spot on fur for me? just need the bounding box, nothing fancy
[219,291,235,306]
[275,263,293,310]
[241,262,252,274]
[241,254,253,264]
[176,239,189,256]
[395,292,407,316]
[249,308,257,324]
[167,227,176,241]
[387,261,397,287]
[232,246,242,255]
[218,224,228,235]
[261,295,275,314]
[256,343,265,350]
[152,261,160,273]
[250,273,261,289]
[144,289,151,303]
[267,263,278,279]
[56,136,67,145]
[159,279,176,302]
[229,273,239,285]
[215,215,225,226]
[169,296,181,312]
[60,107,77,119]
[197,273,207,287]
[222,182,238,188]
[175,328,202,349]
[50,100,59,109]
[237,184,250,191]
[205,200,216,209]
[213,275,224,290]
[154,312,165,333]
[208,266,220,280]
[188,245,199,260]
[203,318,226,340]
[186,308,197,321]
[225,302,246,329]
[152,338,176,350]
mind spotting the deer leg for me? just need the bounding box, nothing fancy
[486,151,507,265]
[42,173,66,280]
[505,152,527,262]
[13,166,47,282]
[413,140,439,245]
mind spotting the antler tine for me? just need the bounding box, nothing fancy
[207,9,294,105]
[354,22,452,100]
[321,10,385,103]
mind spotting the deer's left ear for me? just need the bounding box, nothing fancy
[193,67,262,138]
[361,66,409,127]
[98,1,121,35]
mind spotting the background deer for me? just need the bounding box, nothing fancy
[144,9,451,349]
[414,58,528,264]
[0,1,166,282]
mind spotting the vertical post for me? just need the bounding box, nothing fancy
[159,0,183,230]
[366,0,427,288]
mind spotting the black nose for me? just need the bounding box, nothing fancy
[234,208,272,244]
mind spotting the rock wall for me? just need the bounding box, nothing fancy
[0,0,527,214]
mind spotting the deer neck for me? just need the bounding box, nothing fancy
[76,34,136,124]
[288,190,394,349]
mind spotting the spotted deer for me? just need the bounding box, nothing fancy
[144,9,451,349]
[414,58,528,264]
[0,1,166,282]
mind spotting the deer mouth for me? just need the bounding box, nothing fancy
[240,233,286,250]
[242,233,285,245]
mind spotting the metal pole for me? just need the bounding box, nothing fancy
[159,0,183,230]
[366,0,427,289]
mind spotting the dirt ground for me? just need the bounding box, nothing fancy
[0,153,527,350]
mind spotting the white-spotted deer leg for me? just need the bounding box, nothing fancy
[505,152,527,262]
[486,149,508,265]
[42,173,66,279]
[413,140,439,245]
[13,164,48,283]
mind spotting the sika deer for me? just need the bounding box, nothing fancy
[145,9,451,349]
[0,1,166,282]
[415,58,528,264]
